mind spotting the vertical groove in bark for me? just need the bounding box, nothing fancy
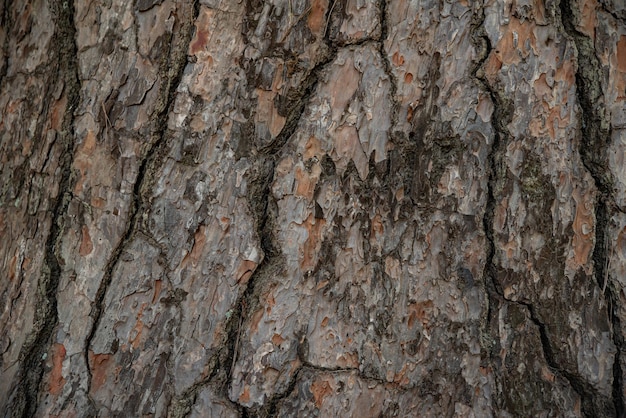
[83,0,201,401]
[0,0,9,86]
[7,0,81,416]
[213,2,361,415]
[376,0,399,134]
[472,5,600,413]
[559,0,624,414]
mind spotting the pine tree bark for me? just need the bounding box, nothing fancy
[1,0,625,416]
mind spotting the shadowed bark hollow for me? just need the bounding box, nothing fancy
[1,0,626,416]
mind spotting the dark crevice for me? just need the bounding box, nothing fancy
[469,6,512,410]
[560,0,624,415]
[523,300,608,417]
[258,366,303,417]
[6,0,81,416]
[376,0,399,134]
[0,0,10,90]
[471,6,599,415]
[83,0,200,404]
[217,5,345,418]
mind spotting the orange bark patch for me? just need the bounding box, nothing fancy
[578,0,598,37]
[8,254,17,281]
[22,139,32,156]
[393,363,410,386]
[329,56,360,121]
[272,333,285,346]
[310,378,332,407]
[239,385,251,404]
[49,343,66,395]
[90,197,106,208]
[540,364,556,382]
[307,0,329,34]
[250,308,265,334]
[256,88,286,138]
[303,135,323,160]
[294,166,318,199]
[89,351,112,392]
[494,17,536,65]
[79,225,93,256]
[301,213,325,271]
[572,187,594,267]
[484,53,502,80]
[50,92,67,131]
[555,59,576,85]
[152,279,162,304]
[236,259,258,285]
[371,213,384,238]
[336,352,359,368]
[130,304,146,349]
[73,130,97,194]
[404,72,413,83]
[265,292,276,314]
[190,29,209,55]
[533,73,552,98]
[392,51,405,66]
[182,225,207,268]
[190,8,215,57]
[407,300,434,329]
[617,35,626,73]
[321,316,329,327]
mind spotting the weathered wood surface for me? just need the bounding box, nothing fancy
[1,0,625,416]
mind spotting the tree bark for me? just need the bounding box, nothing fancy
[1,0,625,416]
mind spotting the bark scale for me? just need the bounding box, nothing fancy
[1,0,625,416]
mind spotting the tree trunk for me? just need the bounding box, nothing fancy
[1,0,625,416]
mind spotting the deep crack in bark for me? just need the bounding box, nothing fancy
[560,0,624,415]
[471,5,603,415]
[216,3,346,416]
[83,1,200,404]
[6,0,81,416]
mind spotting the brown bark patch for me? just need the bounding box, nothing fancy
[190,8,214,57]
[182,225,206,268]
[578,0,598,37]
[250,308,265,334]
[571,187,594,267]
[495,18,536,65]
[130,303,146,349]
[152,279,162,304]
[48,343,66,395]
[239,384,251,404]
[301,213,325,271]
[407,300,433,329]
[617,35,626,73]
[89,351,112,392]
[79,225,93,256]
[272,333,285,346]
[310,378,332,408]
[50,93,67,131]
[8,254,17,281]
[190,29,209,55]
[307,0,329,35]
[236,259,258,285]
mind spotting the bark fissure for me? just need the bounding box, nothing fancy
[84,1,200,399]
[0,0,9,87]
[377,0,399,136]
[472,8,594,413]
[560,0,624,415]
[217,5,345,415]
[6,0,81,416]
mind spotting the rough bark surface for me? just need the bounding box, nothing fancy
[1,0,625,416]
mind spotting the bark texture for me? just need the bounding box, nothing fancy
[1,0,625,416]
